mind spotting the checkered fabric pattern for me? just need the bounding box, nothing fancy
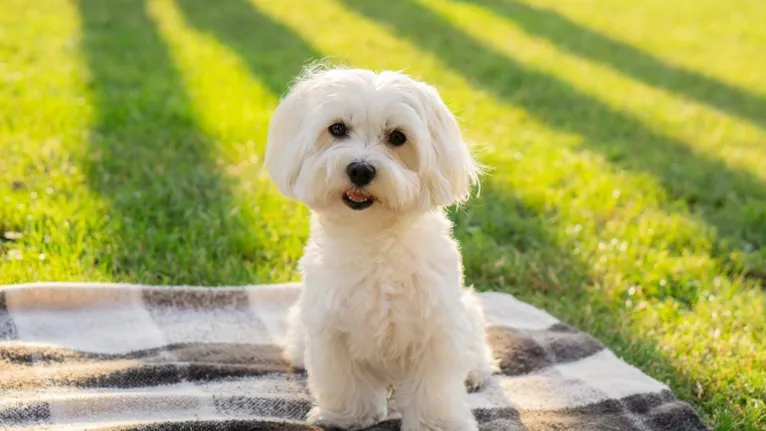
[0,282,709,430]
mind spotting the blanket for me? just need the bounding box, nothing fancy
[0,282,709,430]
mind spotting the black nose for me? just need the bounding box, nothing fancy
[346,162,376,186]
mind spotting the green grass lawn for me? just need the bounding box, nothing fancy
[1,0,764,428]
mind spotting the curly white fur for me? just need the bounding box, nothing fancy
[265,67,496,431]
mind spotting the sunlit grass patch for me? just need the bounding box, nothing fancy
[1,0,764,428]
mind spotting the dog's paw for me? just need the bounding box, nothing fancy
[401,417,478,431]
[306,406,387,430]
[465,366,494,393]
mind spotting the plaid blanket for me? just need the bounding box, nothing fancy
[0,282,709,430]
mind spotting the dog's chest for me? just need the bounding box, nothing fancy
[302,215,462,367]
[338,268,437,364]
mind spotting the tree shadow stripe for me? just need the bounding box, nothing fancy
[76,0,260,284]
[174,0,323,97]
[463,0,766,129]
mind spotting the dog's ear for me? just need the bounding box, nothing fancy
[418,83,481,207]
[264,86,312,199]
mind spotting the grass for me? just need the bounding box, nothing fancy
[1,0,764,428]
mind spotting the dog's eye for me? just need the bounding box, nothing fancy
[387,130,407,147]
[328,122,348,138]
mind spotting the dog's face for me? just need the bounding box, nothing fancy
[265,68,479,216]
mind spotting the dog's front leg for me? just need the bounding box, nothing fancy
[282,303,306,368]
[304,333,388,430]
[397,338,478,431]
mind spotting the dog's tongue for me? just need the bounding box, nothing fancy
[346,190,369,202]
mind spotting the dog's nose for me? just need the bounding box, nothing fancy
[346,162,376,186]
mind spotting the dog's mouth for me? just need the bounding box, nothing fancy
[343,189,374,210]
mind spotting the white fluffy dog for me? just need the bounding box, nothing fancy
[265,66,496,431]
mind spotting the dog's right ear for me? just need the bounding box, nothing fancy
[264,87,311,199]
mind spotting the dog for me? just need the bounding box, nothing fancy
[264,66,496,431]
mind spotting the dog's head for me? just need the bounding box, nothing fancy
[265,67,480,216]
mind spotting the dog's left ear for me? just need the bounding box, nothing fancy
[418,83,481,207]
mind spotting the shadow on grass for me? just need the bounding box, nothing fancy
[340,0,766,269]
[76,0,261,284]
[175,0,322,97]
[464,0,766,129]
